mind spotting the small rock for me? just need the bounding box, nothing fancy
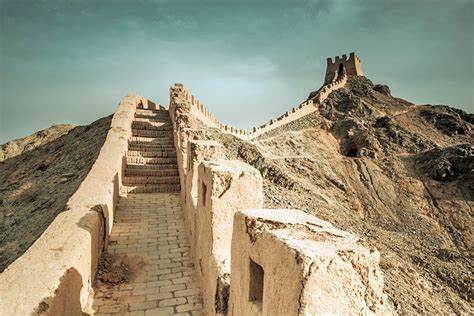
[374,84,391,95]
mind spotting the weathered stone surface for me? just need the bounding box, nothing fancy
[185,140,225,256]
[196,160,263,315]
[229,209,392,316]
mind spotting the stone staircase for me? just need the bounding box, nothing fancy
[122,108,180,193]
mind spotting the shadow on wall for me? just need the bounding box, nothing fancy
[36,267,84,315]
[34,197,114,315]
[79,206,108,294]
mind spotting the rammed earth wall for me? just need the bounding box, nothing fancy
[169,70,347,141]
[168,78,393,315]
[0,94,158,315]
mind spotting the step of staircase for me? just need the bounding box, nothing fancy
[133,116,170,123]
[135,108,169,115]
[134,112,169,119]
[122,176,180,186]
[134,116,172,123]
[122,184,181,193]
[129,137,175,145]
[131,121,173,130]
[128,143,176,152]
[123,107,179,194]
[132,129,175,138]
[126,156,178,164]
[125,163,179,171]
[124,168,179,177]
[127,150,177,158]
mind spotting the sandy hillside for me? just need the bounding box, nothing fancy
[1,124,75,162]
[0,116,112,272]
[203,77,473,314]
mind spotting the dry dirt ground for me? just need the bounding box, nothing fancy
[0,116,111,272]
[96,253,147,286]
[203,77,473,315]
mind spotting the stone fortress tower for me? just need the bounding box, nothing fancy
[325,52,364,84]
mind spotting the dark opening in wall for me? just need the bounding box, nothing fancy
[338,63,344,74]
[201,181,207,206]
[249,258,264,308]
[343,142,359,157]
[457,127,466,135]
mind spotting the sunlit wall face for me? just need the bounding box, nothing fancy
[1,0,473,143]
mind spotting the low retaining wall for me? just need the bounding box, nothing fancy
[169,81,392,315]
[0,93,153,315]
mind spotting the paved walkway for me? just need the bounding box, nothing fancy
[92,193,203,315]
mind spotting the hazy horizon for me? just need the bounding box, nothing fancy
[1,0,473,144]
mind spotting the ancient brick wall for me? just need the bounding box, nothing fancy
[168,59,350,141]
[168,80,393,315]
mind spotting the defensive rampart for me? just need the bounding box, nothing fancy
[250,70,347,138]
[169,82,393,315]
[0,94,160,315]
[170,68,347,141]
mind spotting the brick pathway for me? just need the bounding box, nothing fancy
[92,107,202,315]
[92,193,203,315]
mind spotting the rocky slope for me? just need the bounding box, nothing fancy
[0,116,111,272]
[207,77,473,314]
[0,124,75,162]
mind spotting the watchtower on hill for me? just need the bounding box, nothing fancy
[325,52,364,84]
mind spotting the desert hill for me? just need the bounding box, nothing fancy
[201,77,473,314]
[0,124,75,162]
[0,116,111,271]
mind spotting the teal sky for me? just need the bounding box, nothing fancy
[1,0,473,144]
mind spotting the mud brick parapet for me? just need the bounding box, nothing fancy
[0,93,154,315]
[229,209,391,315]
[170,76,392,314]
[185,140,226,254]
[195,160,263,314]
[169,53,358,141]
[169,72,348,141]
[249,67,347,139]
[169,63,349,141]
[170,83,251,140]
